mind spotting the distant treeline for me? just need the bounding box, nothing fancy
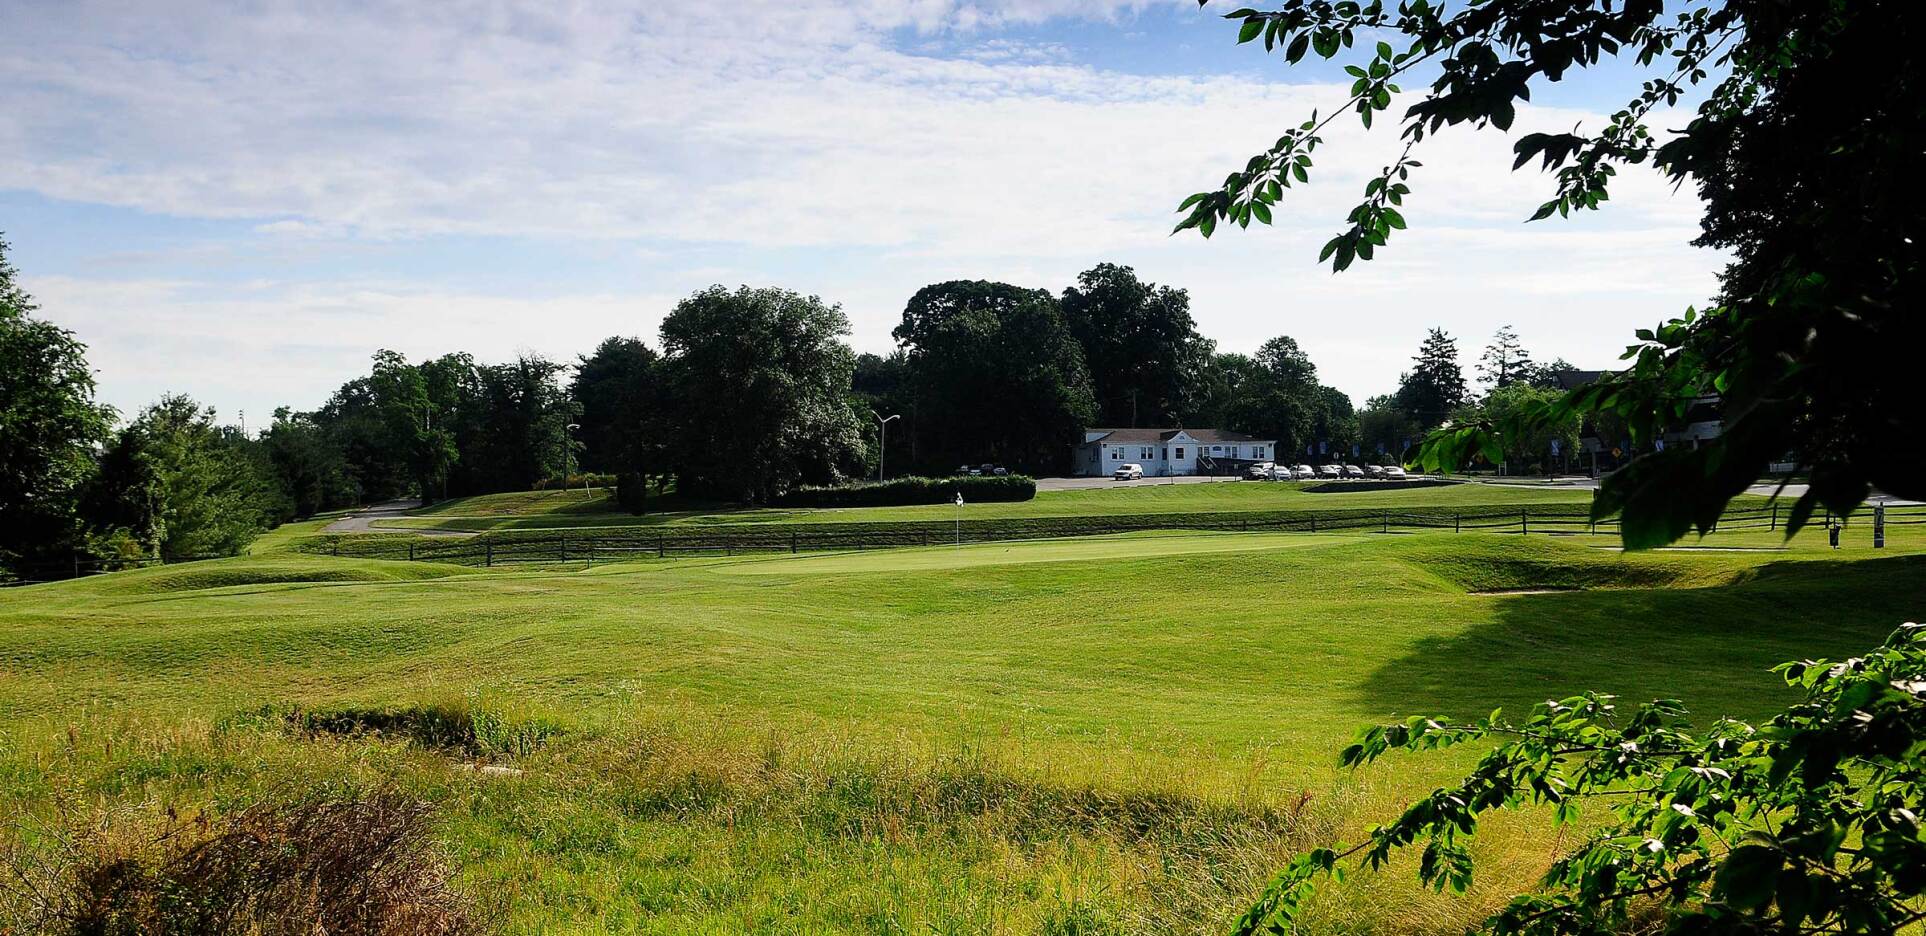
[3,233,1585,576]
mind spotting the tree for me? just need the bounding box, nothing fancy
[851,350,915,475]
[1224,336,1323,458]
[893,280,1095,474]
[1236,624,1926,936]
[572,337,662,477]
[1393,329,1468,431]
[1060,263,1210,427]
[84,395,283,558]
[0,235,114,574]
[260,407,357,518]
[1480,384,1581,474]
[660,286,865,503]
[1357,395,1418,462]
[1181,350,1257,430]
[1475,325,1535,392]
[1177,0,1924,546]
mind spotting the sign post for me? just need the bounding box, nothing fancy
[1875,502,1886,549]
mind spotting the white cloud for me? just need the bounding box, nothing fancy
[2,0,1725,420]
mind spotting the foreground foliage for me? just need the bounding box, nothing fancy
[1184,0,1923,545]
[1237,623,1926,935]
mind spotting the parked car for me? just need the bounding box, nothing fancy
[1292,464,1316,480]
[1245,462,1275,480]
[1113,463,1144,480]
[1316,464,1342,479]
[1340,464,1366,479]
[978,463,1008,477]
[1383,466,1408,480]
[1365,464,1387,478]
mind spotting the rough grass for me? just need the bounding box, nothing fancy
[0,526,1920,933]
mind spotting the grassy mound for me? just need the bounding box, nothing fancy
[3,530,1919,933]
[81,557,475,595]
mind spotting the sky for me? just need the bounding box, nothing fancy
[0,0,1724,428]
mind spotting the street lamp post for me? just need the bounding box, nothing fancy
[873,413,901,482]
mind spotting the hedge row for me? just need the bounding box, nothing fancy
[776,475,1036,508]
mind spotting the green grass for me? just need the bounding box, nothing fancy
[1,522,1920,933]
[382,480,1598,533]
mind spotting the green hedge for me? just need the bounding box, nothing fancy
[776,475,1036,508]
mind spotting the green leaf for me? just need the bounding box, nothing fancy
[1238,17,1264,43]
[1714,844,1783,910]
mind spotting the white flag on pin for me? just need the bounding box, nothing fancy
[954,493,964,506]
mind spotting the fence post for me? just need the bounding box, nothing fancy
[791,531,798,554]
[1521,509,1529,535]
[658,534,666,559]
[1770,504,1778,532]
[1242,518,1249,532]
[1454,513,1461,534]
[561,537,568,562]
[1310,516,1317,533]
[408,542,415,562]
[1381,510,1388,534]
[332,540,339,557]
[73,550,80,579]
[485,543,493,567]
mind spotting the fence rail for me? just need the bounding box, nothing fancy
[303,501,1926,569]
[12,502,1918,585]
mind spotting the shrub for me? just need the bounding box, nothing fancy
[1,787,481,936]
[777,474,1037,508]
[1235,622,1926,936]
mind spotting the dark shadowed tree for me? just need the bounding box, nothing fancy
[893,280,1095,474]
[660,286,865,503]
[0,236,114,573]
[1393,328,1468,430]
[851,350,915,476]
[1178,0,1923,546]
[571,336,663,477]
[1180,350,1258,430]
[260,407,357,518]
[1221,336,1351,459]
[1060,263,1210,427]
[1357,394,1418,461]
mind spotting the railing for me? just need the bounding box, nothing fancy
[306,502,1925,568]
[16,503,1915,584]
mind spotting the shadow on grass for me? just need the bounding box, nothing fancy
[1355,553,1926,725]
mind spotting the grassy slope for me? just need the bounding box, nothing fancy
[2,526,1919,933]
[385,480,1600,532]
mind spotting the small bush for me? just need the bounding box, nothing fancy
[1,788,480,936]
[777,474,1037,508]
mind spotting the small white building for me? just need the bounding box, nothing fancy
[1071,428,1278,477]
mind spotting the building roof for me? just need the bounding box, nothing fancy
[1084,427,1271,444]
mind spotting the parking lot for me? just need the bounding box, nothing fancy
[1035,475,1247,492]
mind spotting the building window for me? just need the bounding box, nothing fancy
[1255,446,1266,459]
[1212,445,1222,454]
[1111,449,1121,460]
[1174,447,1184,459]
[1161,448,1168,459]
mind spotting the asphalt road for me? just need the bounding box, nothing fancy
[322,499,476,536]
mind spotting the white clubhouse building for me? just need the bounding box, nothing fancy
[1071,428,1278,477]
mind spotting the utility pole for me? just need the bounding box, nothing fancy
[565,423,582,495]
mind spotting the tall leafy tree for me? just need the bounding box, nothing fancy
[571,337,662,476]
[1393,328,1468,430]
[893,280,1095,474]
[1177,0,1923,545]
[1475,325,1534,392]
[660,286,865,503]
[260,407,357,518]
[1181,351,1260,430]
[851,350,915,476]
[1060,263,1210,427]
[84,395,283,558]
[0,236,114,574]
[1357,394,1419,460]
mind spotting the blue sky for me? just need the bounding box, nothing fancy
[1,0,1723,427]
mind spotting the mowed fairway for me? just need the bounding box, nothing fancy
[2,525,1921,933]
[380,478,1599,532]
